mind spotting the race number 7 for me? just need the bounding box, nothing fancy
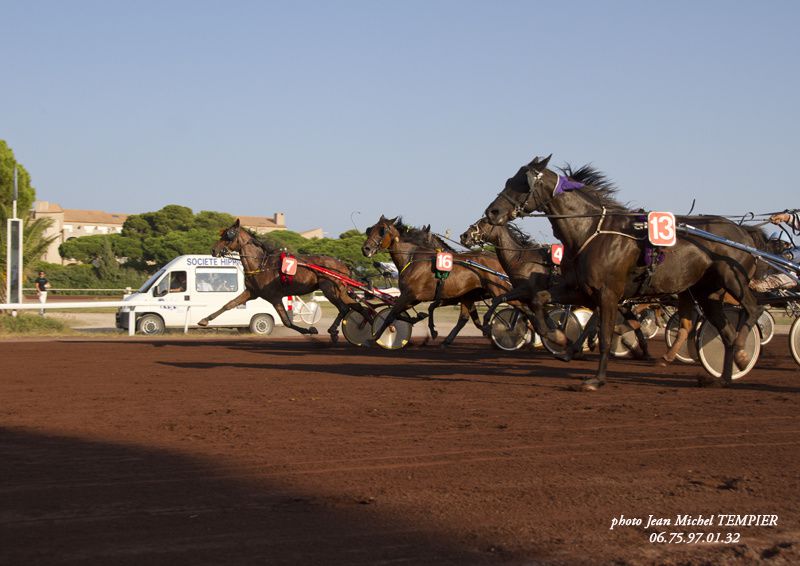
[281,255,298,275]
[436,252,453,271]
[550,243,564,265]
[648,211,676,247]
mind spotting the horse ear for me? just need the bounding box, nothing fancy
[388,216,399,224]
[529,154,552,171]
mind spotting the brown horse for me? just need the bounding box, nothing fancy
[484,156,763,389]
[362,216,512,346]
[198,219,369,342]
[460,217,652,359]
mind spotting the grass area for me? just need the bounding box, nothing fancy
[0,313,73,335]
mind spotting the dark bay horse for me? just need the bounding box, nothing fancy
[459,219,553,329]
[198,219,369,342]
[362,216,512,346]
[484,155,762,390]
[460,217,651,359]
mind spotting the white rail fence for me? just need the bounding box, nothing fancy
[0,301,206,336]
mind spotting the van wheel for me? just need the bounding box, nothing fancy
[249,314,275,335]
[137,314,165,335]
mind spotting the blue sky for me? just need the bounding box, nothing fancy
[2,0,797,241]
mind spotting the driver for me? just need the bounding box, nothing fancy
[749,211,799,293]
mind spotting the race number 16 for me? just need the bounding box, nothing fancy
[281,255,298,275]
[551,243,564,265]
[648,211,676,247]
[436,252,453,271]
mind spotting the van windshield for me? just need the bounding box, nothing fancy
[137,268,166,293]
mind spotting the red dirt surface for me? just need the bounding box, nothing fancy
[1,337,798,565]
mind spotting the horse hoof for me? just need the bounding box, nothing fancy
[579,378,605,392]
[697,375,725,388]
[734,350,750,370]
[553,351,573,363]
[656,357,670,367]
[308,327,319,335]
[329,331,339,344]
[198,319,208,327]
[430,331,439,340]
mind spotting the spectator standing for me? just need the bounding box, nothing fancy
[34,271,49,316]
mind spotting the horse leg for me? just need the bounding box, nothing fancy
[584,291,619,391]
[556,310,597,362]
[722,282,763,371]
[618,307,650,360]
[659,293,694,366]
[441,302,475,346]
[530,284,587,347]
[482,286,531,334]
[367,294,415,346]
[273,298,318,336]
[695,293,735,386]
[427,301,441,340]
[198,289,252,326]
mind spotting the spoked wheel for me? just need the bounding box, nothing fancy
[297,300,323,325]
[789,317,800,367]
[489,307,532,351]
[372,307,413,350]
[664,311,700,363]
[697,309,761,380]
[541,307,584,356]
[756,310,775,346]
[341,310,374,346]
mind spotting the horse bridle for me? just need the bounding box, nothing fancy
[218,227,271,275]
[495,169,550,219]
[463,222,488,247]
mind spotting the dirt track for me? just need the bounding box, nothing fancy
[1,336,799,565]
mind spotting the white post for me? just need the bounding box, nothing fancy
[128,307,136,336]
[183,306,191,334]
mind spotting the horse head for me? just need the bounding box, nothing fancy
[362,215,400,257]
[460,218,494,248]
[212,218,246,257]
[484,154,560,225]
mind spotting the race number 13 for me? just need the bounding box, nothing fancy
[436,252,453,271]
[281,255,298,275]
[648,211,676,247]
[551,243,564,265]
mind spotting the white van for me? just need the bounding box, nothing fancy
[115,254,285,335]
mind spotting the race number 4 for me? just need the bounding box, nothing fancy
[551,243,564,265]
[281,255,298,275]
[435,252,454,271]
[648,211,677,247]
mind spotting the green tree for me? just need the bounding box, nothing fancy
[0,140,59,303]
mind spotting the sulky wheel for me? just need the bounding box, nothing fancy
[696,308,761,380]
[541,307,584,357]
[664,311,700,363]
[756,310,775,346]
[372,307,413,350]
[489,307,533,351]
[342,310,374,346]
[790,317,800,367]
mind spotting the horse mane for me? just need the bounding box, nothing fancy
[559,163,628,212]
[394,217,455,251]
[742,224,768,251]
[242,227,280,254]
[504,222,538,248]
